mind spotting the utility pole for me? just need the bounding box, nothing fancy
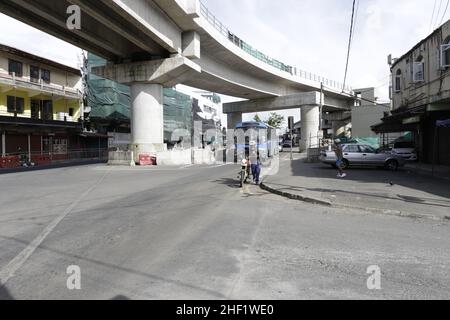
[288,116,294,160]
[319,82,324,145]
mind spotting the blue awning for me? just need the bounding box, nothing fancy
[436,119,450,127]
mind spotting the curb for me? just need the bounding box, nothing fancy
[260,182,449,222]
[260,182,332,207]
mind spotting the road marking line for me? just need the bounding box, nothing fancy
[209,163,232,168]
[0,170,110,287]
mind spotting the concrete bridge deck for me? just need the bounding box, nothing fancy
[0,0,356,158]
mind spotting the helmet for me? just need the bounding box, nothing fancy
[334,139,341,144]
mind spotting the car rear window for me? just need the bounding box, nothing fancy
[394,142,414,148]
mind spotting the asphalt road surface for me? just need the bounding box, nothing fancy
[0,163,449,300]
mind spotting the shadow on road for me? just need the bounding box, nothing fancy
[289,158,450,207]
[0,235,226,300]
[111,295,130,300]
[212,178,241,189]
[0,286,14,300]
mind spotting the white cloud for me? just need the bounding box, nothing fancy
[0,13,82,69]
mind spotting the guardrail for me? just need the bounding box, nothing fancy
[199,1,353,94]
[0,72,81,98]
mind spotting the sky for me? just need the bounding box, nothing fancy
[0,0,444,127]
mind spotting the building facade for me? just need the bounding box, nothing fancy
[352,88,391,138]
[373,21,450,165]
[0,44,88,163]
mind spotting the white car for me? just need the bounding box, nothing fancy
[319,144,406,171]
[391,142,418,161]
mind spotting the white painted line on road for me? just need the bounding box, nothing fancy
[208,163,233,168]
[0,169,110,287]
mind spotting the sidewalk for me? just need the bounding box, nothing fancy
[405,162,450,182]
[261,153,450,221]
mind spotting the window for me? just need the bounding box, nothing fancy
[30,65,40,83]
[441,40,450,68]
[360,145,376,153]
[394,142,414,149]
[394,69,402,92]
[41,69,51,83]
[344,145,360,153]
[53,138,68,155]
[8,59,23,77]
[68,108,74,117]
[31,100,40,119]
[7,96,25,114]
[413,57,425,82]
[42,100,53,120]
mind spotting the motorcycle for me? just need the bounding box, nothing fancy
[19,155,35,168]
[238,158,251,187]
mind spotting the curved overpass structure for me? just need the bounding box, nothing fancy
[0,0,356,156]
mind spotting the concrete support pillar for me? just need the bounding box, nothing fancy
[130,83,167,161]
[227,112,242,130]
[2,132,5,157]
[300,105,320,151]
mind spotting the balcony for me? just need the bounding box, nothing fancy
[0,71,81,100]
[0,112,82,129]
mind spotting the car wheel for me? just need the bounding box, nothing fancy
[386,159,399,171]
[342,159,350,170]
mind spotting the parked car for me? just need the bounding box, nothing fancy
[319,144,407,171]
[280,140,293,151]
[391,141,418,161]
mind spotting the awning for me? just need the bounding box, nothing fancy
[371,106,425,134]
[371,119,420,134]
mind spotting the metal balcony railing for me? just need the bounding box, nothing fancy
[0,110,81,127]
[199,1,353,94]
[0,71,81,99]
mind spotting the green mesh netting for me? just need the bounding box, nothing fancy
[163,88,193,142]
[337,137,380,149]
[87,54,131,120]
[87,54,194,142]
[354,137,380,149]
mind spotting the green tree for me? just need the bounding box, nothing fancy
[265,112,285,129]
[253,114,262,122]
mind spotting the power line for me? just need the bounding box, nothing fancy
[430,0,438,32]
[342,0,357,93]
[350,0,360,44]
[439,0,450,26]
[434,0,444,29]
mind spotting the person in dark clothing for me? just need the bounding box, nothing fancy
[251,156,262,185]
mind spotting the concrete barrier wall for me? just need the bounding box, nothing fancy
[108,151,135,166]
[108,148,223,166]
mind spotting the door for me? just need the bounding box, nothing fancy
[42,100,53,120]
[30,100,40,120]
[343,144,363,165]
[359,145,379,165]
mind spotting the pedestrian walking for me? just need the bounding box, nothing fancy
[251,156,262,184]
[333,139,347,178]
